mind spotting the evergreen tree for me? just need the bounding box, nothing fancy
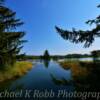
[0,0,26,66]
[55,4,100,48]
[43,50,50,59]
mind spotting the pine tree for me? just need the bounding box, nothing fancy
[55,4,100,48]
[0,0,26,66]
[43,50,50,59]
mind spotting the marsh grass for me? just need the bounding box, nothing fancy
[0,61,33,82]
[59,60,99,78]
[59,60,100,91]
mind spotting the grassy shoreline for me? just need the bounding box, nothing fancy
[0,61,33,82]
[58,60,100,91]
[59,60,100,78]
[59,60,100,68]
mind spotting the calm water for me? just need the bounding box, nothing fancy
[0,58,100,99]
[58,57,100,62]
[0,60,74,99]
[6,61,73,90]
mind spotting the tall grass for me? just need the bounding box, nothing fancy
[59,60,100,91]
[0,61,33,82]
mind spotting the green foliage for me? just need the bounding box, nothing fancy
[43,50,50,59]
[91,50,100,62]
[0,1,26,66]
[91,50,100,57]
[66,54,91,58]
[55,4,100,48]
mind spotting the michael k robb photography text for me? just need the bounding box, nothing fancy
[0,89,100,99]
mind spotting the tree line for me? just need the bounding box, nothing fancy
[21,50,100,60]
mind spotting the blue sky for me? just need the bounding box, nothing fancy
[6,0,100,55]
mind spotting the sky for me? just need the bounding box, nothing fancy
[6,0,100,55]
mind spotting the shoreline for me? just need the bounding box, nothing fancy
[0,61,33,82]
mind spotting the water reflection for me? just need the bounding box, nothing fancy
[58,57,100,62]
[0,59,100,99]
[0,61,72,91]
[43,59,50,68]
[92,57,100,63]
[50,74,71,86]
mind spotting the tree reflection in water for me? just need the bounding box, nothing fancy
[43,59,50,68]
[50,74,71,86]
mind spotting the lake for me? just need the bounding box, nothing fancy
[0,58,100,99]
[58,57,100,62]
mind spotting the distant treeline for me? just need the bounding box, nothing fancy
[16,55,41,60]
[16,54,91,60]
[66,54,91,58]
[16,50,100,60]
[51,54,91,60]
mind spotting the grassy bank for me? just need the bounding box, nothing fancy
[0,61,33,82]
[59,60,100,91]
[59,60,100,78]
[59,61,89,76]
